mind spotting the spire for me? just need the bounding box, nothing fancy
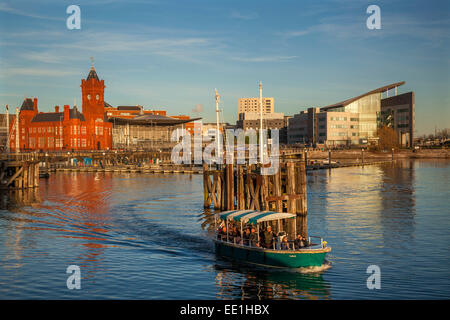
[86,57,99,80]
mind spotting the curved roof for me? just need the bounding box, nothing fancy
[217,210,296,224]
[321,81,405,111]
[108,114,201,126]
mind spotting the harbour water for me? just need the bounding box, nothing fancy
[0,159,449,299]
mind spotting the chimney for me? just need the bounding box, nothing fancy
[64,105,70,121]
[55,105,59,113]
[33,98,38,113]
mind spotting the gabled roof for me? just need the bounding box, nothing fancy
[31,112,64,123]
[86,67,99,81]
[20,98,34,111]
[321,81,405,111]
[31,107,85,123]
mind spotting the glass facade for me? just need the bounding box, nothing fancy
[342,93,381,140]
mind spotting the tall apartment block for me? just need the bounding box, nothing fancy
[238,97,274,114]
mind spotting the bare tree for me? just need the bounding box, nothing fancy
[376,126,399,150]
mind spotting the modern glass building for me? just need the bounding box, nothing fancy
[288,82,414,147]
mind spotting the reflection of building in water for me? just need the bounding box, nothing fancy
[379,161,416,248]
[214,265,330,300]
[40,173,115,279]
[0,188,41,210]
[319,166,384,234]
[0,189,42,269]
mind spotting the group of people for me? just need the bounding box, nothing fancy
[217,223,309,250]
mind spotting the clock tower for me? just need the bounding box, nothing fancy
[80,62,112,150]
[81,64,105,121]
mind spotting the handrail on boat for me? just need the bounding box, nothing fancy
[216,234,325,251]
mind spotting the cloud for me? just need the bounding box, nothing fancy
[280,30,311,38]
[230,11,259,20]
[0,3,63,21]
[20,52,68,64]
[279,13,450,44]
[231,55,297,63]
[192,104,203,113]
[5,67,79,77]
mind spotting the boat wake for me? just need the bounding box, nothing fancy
[290,260,332,274]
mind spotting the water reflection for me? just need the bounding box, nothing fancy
[0,161,448,299]
[0,189,42,270]
[378,161,416,249]
[0,174,114,284]
[214,263,330,299]
[0,188,41,210]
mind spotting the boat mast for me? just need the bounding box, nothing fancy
[215,88,221,165]
[15,106,20,153]
[259,81,264,164]
[5,105,9,154]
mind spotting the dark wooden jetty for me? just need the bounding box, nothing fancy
[203,161,308,237]
[0,160,40,190]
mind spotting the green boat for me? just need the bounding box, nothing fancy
[213,210,331,269]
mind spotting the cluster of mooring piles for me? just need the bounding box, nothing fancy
[0,160,40,190]
[203,160,308,236]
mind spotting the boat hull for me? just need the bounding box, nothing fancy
[214,240,330,268]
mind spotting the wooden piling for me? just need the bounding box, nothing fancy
[203,159,309,238]
[0,160,39,190]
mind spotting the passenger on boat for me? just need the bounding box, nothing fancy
[294,234,309,248]
[218,226,227,240]
[302,235,310,247]
[281,237,290,250]
[232,226,241,243]
[294,234,304,248]
[249,226,259,247]
[262,226,275,249]
[243,228,251,245]
[275,231,287,250]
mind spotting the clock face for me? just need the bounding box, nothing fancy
[87,94,91,100]
[96,94,99,100]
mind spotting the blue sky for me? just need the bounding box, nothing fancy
[0,0,449,135]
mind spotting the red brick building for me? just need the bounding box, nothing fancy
[7,65,196,152]
[9,66,113,151]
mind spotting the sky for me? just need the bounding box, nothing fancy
[0,0,449,136]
